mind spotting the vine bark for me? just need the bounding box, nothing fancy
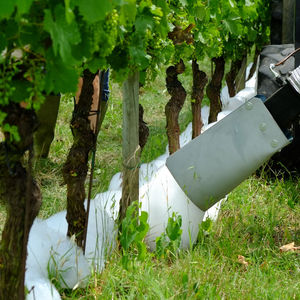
[0,104,41,300]
[191,59,208,139]
[206,57,225,123]
[62,69,97,248]
[165,59,187,154]
[139,104,149,151]
[225,58,243,97]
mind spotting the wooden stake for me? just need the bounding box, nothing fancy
[119,71,140,223]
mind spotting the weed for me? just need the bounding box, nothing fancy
[119,201,150,270]
[155,212,183,261]
[196,217,213,247]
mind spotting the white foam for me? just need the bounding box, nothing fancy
[140,165,205,250]
[25,63,258,299]
[26,277,61,300]
[108,172,122,191]
[26,219,90,299]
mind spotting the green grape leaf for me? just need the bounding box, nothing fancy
[11,80,31,102]
[71,29,93,61]
[107,46,129,71]
[174,43,194,61]
[16,0,34,15]
[135,15,154,34]
[150,5,163,17]
[179,0,188,7]
[75,0,113,23]
[247,27,257,42]
[195,7,206,21]
[207,0,219,12]
[64,0,75,23]
[44,50,79,94]
[195,32,207,44]
[0,0,16,19]
[129,43,150,70]
[86,57,106,73]
[228,0,236,8]
[44,5,81,63]
[20,25,42,52]
[119,0,137,24]
[223,18,241,35]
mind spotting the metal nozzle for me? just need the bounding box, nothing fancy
[287,65,300,94]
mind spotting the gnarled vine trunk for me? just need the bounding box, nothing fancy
[247,47,260,81]
[139,104,149,151]
[191,59,208,139]
[0,104,41,300]
[225,58,243,97]
[62,69,97,248]
[165,59,187,154]
[206,57,225,123]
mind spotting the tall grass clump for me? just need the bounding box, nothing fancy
[87,176,299,300]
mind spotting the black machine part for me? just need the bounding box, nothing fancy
[265,66,300,132]
[257,44,295,98]
[262,62,300,175]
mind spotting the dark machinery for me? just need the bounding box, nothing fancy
[166,65,300,211]
[165,1,300,211]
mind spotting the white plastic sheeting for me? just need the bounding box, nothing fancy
[25,64,257,299]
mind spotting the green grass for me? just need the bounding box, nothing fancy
[0,58,299,299]
[57,176,299,300]
[58,175,298,300]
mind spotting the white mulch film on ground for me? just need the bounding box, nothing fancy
[25,64,257,300]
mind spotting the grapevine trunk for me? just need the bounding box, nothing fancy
[165,60,187,154]
[225,58,243,97]
[206,57,225,123]
[139,104,149,151]
[191,59,208,139]
[0,104,41,300]
[62,69,97,248]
